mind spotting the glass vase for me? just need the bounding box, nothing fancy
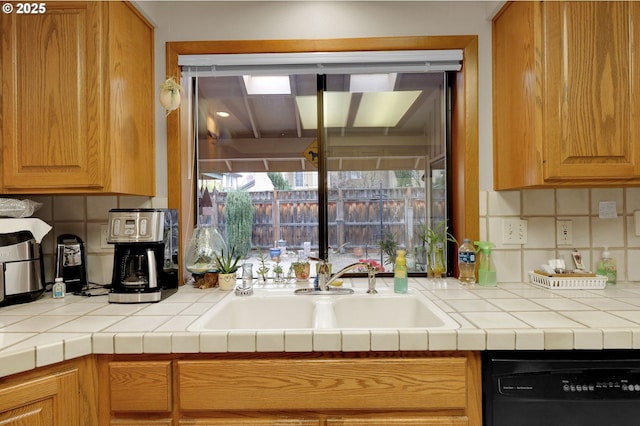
[432,244,446,278]
[184,225,226,275]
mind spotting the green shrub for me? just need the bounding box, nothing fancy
[224,190,254,258]
[267,172,291,190]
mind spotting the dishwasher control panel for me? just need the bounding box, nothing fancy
[484,351,640,425]
[499,372,640,399]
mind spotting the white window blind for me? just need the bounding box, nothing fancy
[178,50,462,76]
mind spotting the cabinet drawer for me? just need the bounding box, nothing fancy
[178,358,468,412]
[180,419,320,425]
[109,361,172,412]
[326,417,467,425]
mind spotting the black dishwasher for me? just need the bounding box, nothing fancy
[483,350,640,426]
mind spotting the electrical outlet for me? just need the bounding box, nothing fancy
[100,224,110,249]
[502,219,528,244]
[557,220,573,245]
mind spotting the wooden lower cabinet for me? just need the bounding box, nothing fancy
[0,357,98,426]
[98,352,481,426]
[326,418,467,425]
[180,419,320,425]
[178,418,466,425]
[97,359,173,426]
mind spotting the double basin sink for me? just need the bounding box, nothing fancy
[188,287,459,331]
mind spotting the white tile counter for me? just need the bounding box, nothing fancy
[2,277,640,377]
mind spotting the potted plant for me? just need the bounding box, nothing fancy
[419,222,457,278]
[291,260,311,281]
[213,248,241,290]
[159,76,182,114]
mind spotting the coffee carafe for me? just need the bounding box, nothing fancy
[107,209,178,303]
[122,251,153,288]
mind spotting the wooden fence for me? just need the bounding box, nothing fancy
[209,188,427,252]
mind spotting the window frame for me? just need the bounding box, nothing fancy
[166,36,479,283]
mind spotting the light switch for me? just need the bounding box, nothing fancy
[635,211,640,237]
[502,219,528,244]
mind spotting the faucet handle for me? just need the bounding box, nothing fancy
[366,264,377,294]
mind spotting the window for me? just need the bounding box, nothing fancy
[166,37,479,282]
[185,52,456,275]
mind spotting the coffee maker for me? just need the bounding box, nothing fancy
[106,208,178,303]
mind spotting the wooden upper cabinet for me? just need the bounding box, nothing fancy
[493,1,640,189]
[0,1,155,195]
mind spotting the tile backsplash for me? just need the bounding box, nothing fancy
[482,188,640,284]
[22,195,162,286]
[11,189,640,287]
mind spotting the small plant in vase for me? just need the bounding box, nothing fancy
[291,260,311,281]
[419,222,457,278]
[213,248,241,290]
[272,261,284,283]
[256,249,270,283]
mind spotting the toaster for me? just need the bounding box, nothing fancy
[0,230,45,305]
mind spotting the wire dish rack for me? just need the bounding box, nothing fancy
[528,271,607,290]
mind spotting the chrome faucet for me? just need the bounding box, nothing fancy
[315,260,378,294]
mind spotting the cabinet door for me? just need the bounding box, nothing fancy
[0,1,105,192]
[543,1,640,180]
[0,370,80,425]
[108,361,172,413]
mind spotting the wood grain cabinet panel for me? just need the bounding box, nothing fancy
[0,369,80,426]
[493,1,640,188]
[109,361,172,413]
[98,352,481,426]
[326,417,468,425]
[0,1,155,195]
[180,419,320,425]
[178,358,467,412]
[111,420,173,426]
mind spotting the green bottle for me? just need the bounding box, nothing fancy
[596,247,617,284]
[474,241,497,286]
[394,250,408,294]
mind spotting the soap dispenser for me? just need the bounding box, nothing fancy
[394,250,408,294]
[596,247,617,284]
[474,241,497,286]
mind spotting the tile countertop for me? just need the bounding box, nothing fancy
[2,277,640,377]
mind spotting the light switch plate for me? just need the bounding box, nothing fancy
[635,211,640,236]
[502,219,527,244]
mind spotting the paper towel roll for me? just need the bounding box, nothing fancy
[0,218,52,243]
